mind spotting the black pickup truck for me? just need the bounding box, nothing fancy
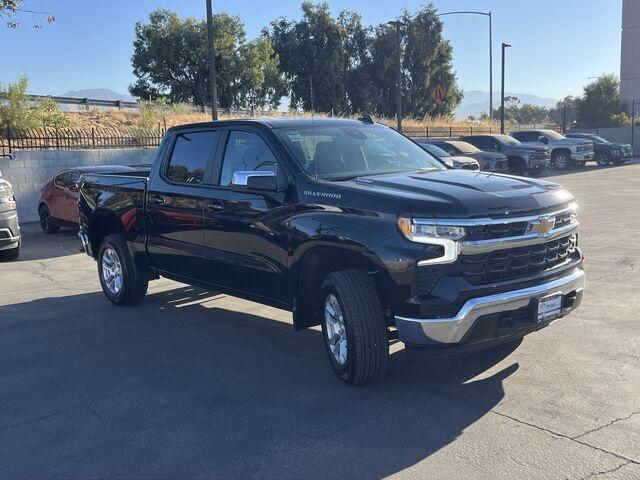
[79,118,585,385]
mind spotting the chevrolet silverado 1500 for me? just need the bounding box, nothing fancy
[79,118,585,385]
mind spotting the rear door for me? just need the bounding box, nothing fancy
[202,127,292,304]
[146,128,220,281]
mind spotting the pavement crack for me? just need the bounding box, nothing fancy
[573,411,640,440]
[577,461,630,480]
[490,410,640,466]
[0,407,75,432]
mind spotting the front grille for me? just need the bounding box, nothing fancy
[465,210,573,242]
[462,163,479,170]
[461,235,575,284]
[623,146,633,155]
[532,150,550,160]
[577,144,593,153]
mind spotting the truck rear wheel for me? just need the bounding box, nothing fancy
[321,270,389,385]
[97,234,148,306]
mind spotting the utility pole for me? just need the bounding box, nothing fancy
[500,42,511,134]
[388,20,405,132]
[206,0,218,121]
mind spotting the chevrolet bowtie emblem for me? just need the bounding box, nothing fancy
[527,216,556,237]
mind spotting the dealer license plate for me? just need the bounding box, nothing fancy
[535,294,562,323]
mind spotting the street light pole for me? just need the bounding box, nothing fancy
[206,0,218,121]
[500,42,511,134]
[388,20,404,132]
[438,11,492,118]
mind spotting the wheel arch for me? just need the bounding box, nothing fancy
[291,242,392,330]
[88,211,125,259]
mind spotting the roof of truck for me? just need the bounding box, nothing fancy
[167,117,380,132]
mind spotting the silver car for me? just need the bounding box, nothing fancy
[415,141,480,170]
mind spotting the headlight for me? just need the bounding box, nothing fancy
[397,217,464,265]
[397,218,465,243]
[0,186,16,209]
[568,201,578,224]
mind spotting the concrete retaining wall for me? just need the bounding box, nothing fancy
[0,148,158,223]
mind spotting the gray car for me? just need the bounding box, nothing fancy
[425,139,509,172]
[414,140,480,170]
[0,168,20,261]
[459,134,550,176]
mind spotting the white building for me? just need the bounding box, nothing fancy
[621,0,640,102]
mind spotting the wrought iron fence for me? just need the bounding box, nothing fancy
[0,126,164,157]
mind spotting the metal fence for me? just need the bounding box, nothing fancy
[0,127,164,157]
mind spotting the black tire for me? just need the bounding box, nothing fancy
[576,161,587,168]
[97,234,148,306]
[38,204,59,234]
[0,239,20,261]
[321,270,389,385]
[595,152,611,167]
[613,159,628,166]
[552,151,571,169]
[508,158,527,176]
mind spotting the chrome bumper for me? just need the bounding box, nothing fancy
[395,268,585,345]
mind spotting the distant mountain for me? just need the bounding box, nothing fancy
[60,88,135,102]
[456,90,560,118]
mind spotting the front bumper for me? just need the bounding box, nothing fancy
[572,151,594,161]
[0,209,20,251]
[395,267,585,346]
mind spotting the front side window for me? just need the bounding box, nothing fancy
[275,124,445,180]
[166,130,219,184]
[219,131,278,186]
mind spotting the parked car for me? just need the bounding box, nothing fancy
[565,132,633,166]
[510,129,594,169]
[0,168,20,261]
[38,165,150,233]
[414,140,480,170]
[459,134,550,175]
[79,118,585,385]
[424,139,509,172]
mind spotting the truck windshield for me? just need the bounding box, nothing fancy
[275,124,446,180]
[450,141,481,154]
[493,134,521,146]
[420,143,451,158]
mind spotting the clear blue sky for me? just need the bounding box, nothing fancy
[1,0,622,101]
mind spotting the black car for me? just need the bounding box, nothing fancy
[79,118,585,385]
[0,168,20,261]
[565,132,633,166]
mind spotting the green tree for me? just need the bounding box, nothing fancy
[549,96,578,126]
[268,2,349,113]
[236,37,286,111]
[397,5,463,118]
[34,97,69,129]
[575,74,624,127]
[0,76,37,131]
[130,8,283,110]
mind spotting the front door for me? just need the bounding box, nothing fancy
[202,129,291,305]
[146,128,220,281]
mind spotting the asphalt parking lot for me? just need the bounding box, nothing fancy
[1,163,639,479]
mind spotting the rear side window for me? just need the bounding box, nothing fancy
[166,131,219,184]
[54,171,73,188]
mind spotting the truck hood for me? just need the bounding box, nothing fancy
[350,169,573,217]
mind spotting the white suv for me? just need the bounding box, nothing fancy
[510,129,594,169]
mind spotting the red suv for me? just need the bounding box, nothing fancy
[38,165,147,233]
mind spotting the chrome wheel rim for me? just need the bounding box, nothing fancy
[555,154,568,168]
[101,247,123,295]
[324,294,348,365]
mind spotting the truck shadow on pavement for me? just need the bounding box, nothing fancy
[0,286,520,479]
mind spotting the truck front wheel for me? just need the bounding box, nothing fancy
[97,234,148,306]
[321,270,389,385]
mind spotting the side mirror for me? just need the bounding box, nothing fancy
[68,183,81,193]
[231,171,277,193]
[538,136,549,145]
